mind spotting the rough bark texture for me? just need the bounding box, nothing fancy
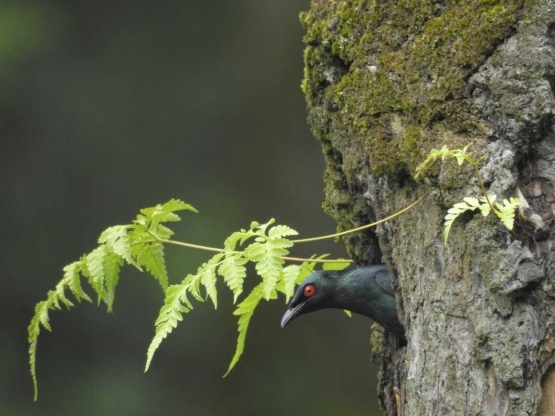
[301,1,555,415]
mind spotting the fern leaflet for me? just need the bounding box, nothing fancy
[224,284,264,377]
[494,197,520,230]
[145,284,191,372]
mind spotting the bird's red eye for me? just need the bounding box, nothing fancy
[303,284,316,297]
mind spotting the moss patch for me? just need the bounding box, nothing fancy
[301,0,526,176]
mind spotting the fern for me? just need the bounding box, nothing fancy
[224,283,265,377]
[86,246,108,304]
[281,265,301,302]
[134,241,168,290]
[28,199,196,399]
[243,220,298,299]
[144,284,191,372]
[103,251,123,311]
[443,195,496,243]
[219,253,247,302]
[29,141,522,400]
[28,199,370,399]
[416,143,521,243]
[415,143,473,179]
[495,197,521,230]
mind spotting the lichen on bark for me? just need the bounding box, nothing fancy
[302,0,555,414]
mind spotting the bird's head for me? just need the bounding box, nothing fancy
[280,270,339,328]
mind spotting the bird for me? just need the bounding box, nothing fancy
[280,265,405,338]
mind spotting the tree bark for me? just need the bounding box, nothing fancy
[301,1,555,415]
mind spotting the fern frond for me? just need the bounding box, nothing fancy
[444,194,498,243]
[280,265,301,302]
[253,219,273,234]
[28,286,75,400]
[246,238,290,300]
[478,194,496,217]
[145,285,191,372]
[415,143,473,178]
[98,225,137,268]
[191,253,225,307]
[322,260,351,271]
[223,231,255,251]
[494,197,520,230]
[224,284,264,377]
[184,272,204,303]
[200,258,221,309]
[28,296,51,400]
[268,224,298,239]
[219,253,247,302]
[140,199,198,224]
[241,221,298,300]
[153,223,174,239]
[145,252,226,371]
[103,250,123,311]
[63,261,92,304]
[86,246,108,304]
[444,203,475,244]
[31,199,198,398]
[135,242,168,290]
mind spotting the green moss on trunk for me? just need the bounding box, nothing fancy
[301,0,527,176]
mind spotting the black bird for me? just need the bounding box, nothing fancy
[281,265,405,337]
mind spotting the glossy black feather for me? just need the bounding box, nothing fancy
[281,265,405,337]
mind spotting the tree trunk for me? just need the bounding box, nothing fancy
[301,1,555,415]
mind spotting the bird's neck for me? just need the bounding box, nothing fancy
[329,271,377,312]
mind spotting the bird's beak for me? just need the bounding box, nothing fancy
[280,303,305,328]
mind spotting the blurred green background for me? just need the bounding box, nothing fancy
[1,1,381,415]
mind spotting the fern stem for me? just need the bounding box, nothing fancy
[470,161,498,215]
[282,257,353,263]
[291,192,430,244]
[156,238,225,253]
[150,193,429,262]
[155,236,352,263]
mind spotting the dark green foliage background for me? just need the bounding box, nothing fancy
[2,0,381,414]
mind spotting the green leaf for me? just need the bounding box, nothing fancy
[141,199,198,223]
[99,225,137,268]
[219,253,247,302]
[224,230,256,251]
[153,223,174,239]
[63,260,92,304]
[443,194,497,243]
[191,253,225,307]
[184,272,204,303]
[322,260,351,271]
[98,225,127,245]
[494,197,520,230]
[344,310,352,317]
[444,204,475,244]
[145,284,191,372]
[224,284,264,377]
[280,265,301,302]
[200,260,220,309]
[28,290,59,400]
[415,143,473,179]
[462,197,480,208]
[86,246,108,304]
[254,219,274,234]
[268,224,298,239]
[136,242,168,290]
[247,238,292,299]
[478,195,496,217]
[103,250,123,311]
